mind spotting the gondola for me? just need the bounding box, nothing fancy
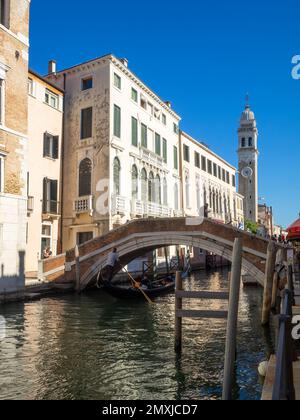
[103,276,176,299]
[101,266,191,300]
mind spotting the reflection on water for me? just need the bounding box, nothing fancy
[0,269,274,400]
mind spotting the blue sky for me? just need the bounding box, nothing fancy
[29,0,300,228]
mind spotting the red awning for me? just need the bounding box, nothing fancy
[287,218,300,240]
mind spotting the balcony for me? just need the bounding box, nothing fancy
[27,196,34,213]
[112,195,126,216]
[144,202,173,218]
[141,147,164,168]
[131,200,144,217]
[74,195,93,215]
[42,200,60,219]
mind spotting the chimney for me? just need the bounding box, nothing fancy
[165,101,172,108]
[120,58,128,68]
[48,60,57,75]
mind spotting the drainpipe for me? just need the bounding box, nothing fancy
[58,73,66,253]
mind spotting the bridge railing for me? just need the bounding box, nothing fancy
[272,265,297,400]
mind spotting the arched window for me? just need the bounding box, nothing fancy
[219,194,222,214]
[163,178,168,206]
[185,175,190,208]
[216,192,219,214]
[155,174,161,204]
[79,158,92,197]
[148,172,154,202]
[224,195,227,215]
[131,165,138,200]
[141,168,147,202]
[209,188,212,209]
[174,183,179,210]
[113,157,121,195]
[203,187,207,207]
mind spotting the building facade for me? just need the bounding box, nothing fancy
[181,131,244,226]
[26,70,64,278]
[0,0,30,291]
[238,102,259,222]
[47,56,182,251]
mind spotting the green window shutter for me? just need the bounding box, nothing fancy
[163,138,167,163]
[174,146,178,169]
[81,107,93,139]
[155,133,161,156]
[141,124,147,148]
[43,133,50,157]
[131,117,138,147]
[114,105,121,138]
[53,136,59,159]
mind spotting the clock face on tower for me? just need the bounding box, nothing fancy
[241,166,253,179]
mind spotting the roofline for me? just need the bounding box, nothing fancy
[181,130,237,172]
[29,68,64,93]
[47,54,181,121]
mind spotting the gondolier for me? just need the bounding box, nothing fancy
[106,248,119,282]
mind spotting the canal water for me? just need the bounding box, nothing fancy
[0,269,274,400]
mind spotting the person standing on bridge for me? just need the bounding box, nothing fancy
[106,248,119,282]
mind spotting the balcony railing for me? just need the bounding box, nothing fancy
[27,196,34,213]
[143,202,173,218]
[141,147,164,168]
[42,200,60,215]
[74,195,93,215]
[131,199,144,216]
[112,195,126,215]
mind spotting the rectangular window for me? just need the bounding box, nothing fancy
[218,166,221,179]
[43,178,58,214]
[28,78,35,96]
[81,107,93,139]
[163,138,167,163]
[41,223,52,258]
[226,171,230,184]
[131,88,138,102]
[0,0,8,28]
[77,232,93,245]
[131,116,138,147]
[140,96,147,109]
[213,163,217,177]
[183,144,190,162]
[173,123,179,134]
[141,123,147,148]
[201,156,207,172]
[232,174,236,187]
[195,152,200,168]
[113,105,121,138]
[43,133,59,159]
[162,114,167,125]
[173,146,178,170]
[114,73,121,89]
[207,160,212,174]
[0,154,4,193]
[148,103,153,115]
[154,107,160,120]
[0,79,4,125]
[82,77,93,91]
[45,89,59,109]
[222,169,226,182]
[155,133,161,156]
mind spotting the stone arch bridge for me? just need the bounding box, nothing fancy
[40,217,287,291]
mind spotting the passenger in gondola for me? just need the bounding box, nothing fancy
[106,248,119,282]
[141,274,152,289]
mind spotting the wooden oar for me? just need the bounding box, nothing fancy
[122,266,154,305]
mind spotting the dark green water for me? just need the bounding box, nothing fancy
[0,270,274,400]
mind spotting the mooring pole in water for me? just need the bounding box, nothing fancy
[153,249,158,282]
[164,247,170,277]
[75,245,80,293]
[271,249,284,310]
[262,241,277,326]
[175,271,183,353]
[222,237,243,401]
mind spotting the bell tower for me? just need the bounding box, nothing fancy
[238,96,259,222]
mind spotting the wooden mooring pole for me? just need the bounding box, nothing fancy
[75,245,81,293]
[262,241,277,326]
[271,249,284,310]
[174,271,183,353]
[222,237,243,401]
